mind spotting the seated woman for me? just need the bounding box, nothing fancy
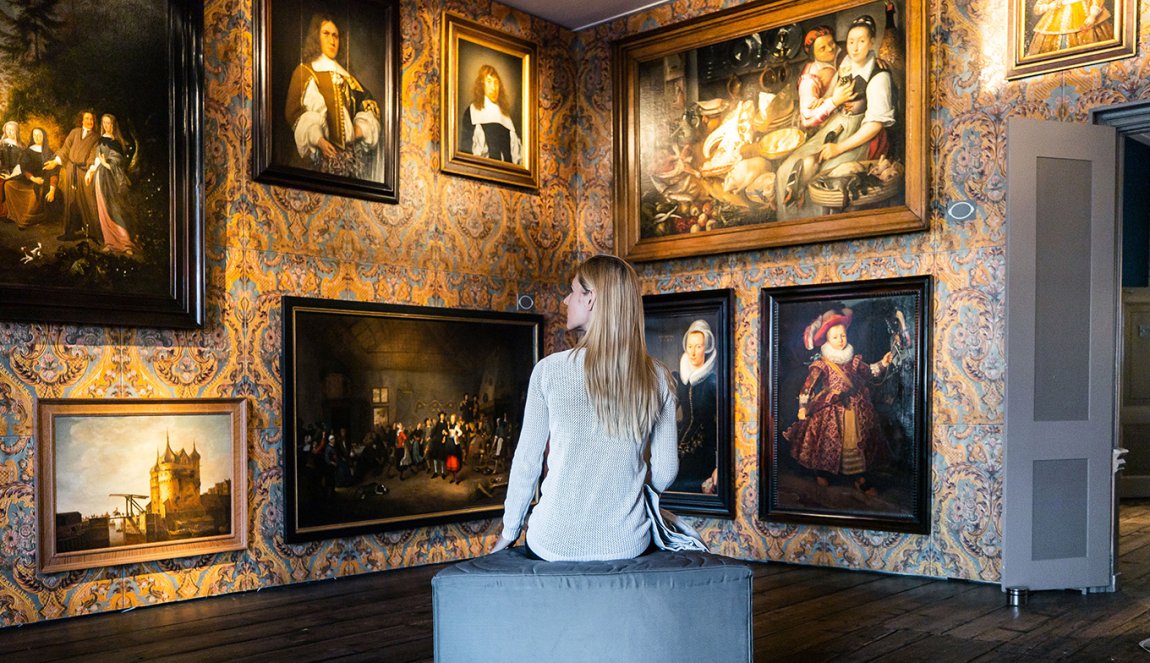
[6,127,59,229]
[493,254,679,561]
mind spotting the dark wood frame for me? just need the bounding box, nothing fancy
[642,289,735,518]
[440,13,539,189]
[760,276,931,533]
[37,398,248,573]
[282,296,543,542]
[0,0,203,327]
[253,0,401,203]
[1007,0,1137,79]
[613,0,927,261]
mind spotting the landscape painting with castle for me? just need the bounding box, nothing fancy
[37,399,247,572]
[55,414,232,551]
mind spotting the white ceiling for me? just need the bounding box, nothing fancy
[498,0,671,31]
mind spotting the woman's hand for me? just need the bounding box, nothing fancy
[819,142,843,162]
[797,407,808,421]
[490,536,513,554]
[830,78,855,107]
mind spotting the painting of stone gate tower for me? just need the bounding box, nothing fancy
[148,435,232,540]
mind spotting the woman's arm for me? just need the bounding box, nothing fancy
[648,377,680,492]
[820,70,894,162]
[497,363,550,547]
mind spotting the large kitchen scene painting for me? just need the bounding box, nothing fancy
[613,0,926,261]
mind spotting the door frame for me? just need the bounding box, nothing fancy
[1093,100,1150,590]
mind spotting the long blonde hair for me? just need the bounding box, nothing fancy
[571,255,665,441]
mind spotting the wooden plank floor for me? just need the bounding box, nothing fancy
[5,501,1150,662]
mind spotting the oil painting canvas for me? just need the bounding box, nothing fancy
[761,276,930,533]
[613,0,926,261]
[283,297,542,542]
[1007,0,1137,79]
[643,289,734,517]
[253,0,400,203]
[0,0,202,327]
[37,399,247,573]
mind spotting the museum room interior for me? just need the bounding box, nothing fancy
[3,0,1150,659]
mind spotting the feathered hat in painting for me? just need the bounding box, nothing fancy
[802,307,853,351]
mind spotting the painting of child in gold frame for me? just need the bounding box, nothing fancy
[1007,0,1136,79]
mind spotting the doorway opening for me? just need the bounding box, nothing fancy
[1094,101,1150,588]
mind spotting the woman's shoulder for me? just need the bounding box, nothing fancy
[537,348,577,369]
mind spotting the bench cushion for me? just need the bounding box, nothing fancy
[432,548,753,662]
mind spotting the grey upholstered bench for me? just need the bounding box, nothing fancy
[432,548,753,662]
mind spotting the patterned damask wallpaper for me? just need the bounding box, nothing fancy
[581,0,1150,582]
[0,0,1147,626]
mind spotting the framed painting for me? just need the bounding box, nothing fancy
[643,289,735,518]
[253,0,400,203]
[613,0,926,261]
[37,398,248,573]
[760,276,931,533]
[282,296,542,542]
[1007,0,1137,79]
[440,13,539,189]
[0,0,203,327]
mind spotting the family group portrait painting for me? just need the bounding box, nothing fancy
[1007,0,1137,79]
[761,277,930,533]
[253,0,400,203]
[37,399,248,573]
[282,298,542,542]
[440,13,538,189]
[0,0,202,327]
[643,290,734,517]
[614,0,926,260]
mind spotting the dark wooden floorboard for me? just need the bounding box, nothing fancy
[6,501,1150,661]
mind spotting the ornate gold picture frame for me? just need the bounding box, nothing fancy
[441,13,539,189]
[613,0,927,261]
[1007,0,1137,80]
[37,399,248,573]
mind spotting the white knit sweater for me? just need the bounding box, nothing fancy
[500,349,679,561]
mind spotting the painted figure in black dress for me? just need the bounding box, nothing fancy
[671,319,718,493]
[6,126,59,229]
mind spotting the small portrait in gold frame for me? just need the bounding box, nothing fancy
[441,13,539,189]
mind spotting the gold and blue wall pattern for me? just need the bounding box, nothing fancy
[1,0,1149,625]
[574,0,1150,581]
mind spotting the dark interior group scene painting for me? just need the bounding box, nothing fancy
[283,298,541,541]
